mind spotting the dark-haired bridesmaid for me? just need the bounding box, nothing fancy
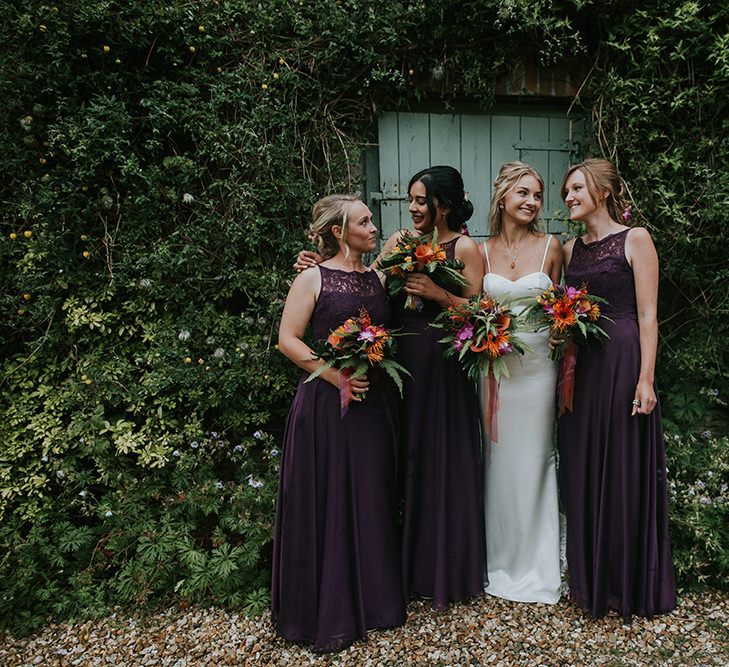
[558,158,676,622]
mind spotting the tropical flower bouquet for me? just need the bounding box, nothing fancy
[434,295,529,440]
[306,307,410,415]
[377,228,469,310]
[523,283,609,414]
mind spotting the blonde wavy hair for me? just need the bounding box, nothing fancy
[308,194,360,260]
[561,158,630,224]
[487,161,545,236]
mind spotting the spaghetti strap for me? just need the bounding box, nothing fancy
[483,241,491,273]
[539,235,552,273]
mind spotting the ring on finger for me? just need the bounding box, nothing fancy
[632,399,642,406]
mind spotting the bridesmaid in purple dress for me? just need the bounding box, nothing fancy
[273,195,405,652]
[558,159,676,622]
[394,166,486,609]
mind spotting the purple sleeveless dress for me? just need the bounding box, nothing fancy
[559,229,676,622]
[271,266,405,653]
[394,237,486,610]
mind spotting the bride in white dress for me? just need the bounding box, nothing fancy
[480,162,564,604]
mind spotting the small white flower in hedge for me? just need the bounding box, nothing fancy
[709,388,719,396]
[688,488,695,496]
[41,455,48,463]
[215,481,224,490]
[190,441,199,449]
[56,470,66,479]
[721,483,728,493]
[211,431,218,438]
[105,510,113,517]
[247,475,264,489]
[138,278,152,289]
[707,471,713,478]
[702,430,712,438]
[699,496,712,505]
[697,480,705,489]
[178,329,191,341]
[270,448,280,457]
[213,347,225,359]
[101,194,113,209]
[182,193,194,204]
[79,490,87,498]
[233,444,244,453]
[253,430,263,439]
[172,449,181,457]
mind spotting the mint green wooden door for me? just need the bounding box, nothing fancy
[370,110,585,241]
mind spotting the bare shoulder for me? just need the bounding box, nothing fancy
[455,234,480,256]
[290,263,321,293]
[626,226,654,244]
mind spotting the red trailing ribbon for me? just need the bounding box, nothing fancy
[338,367,354,417]
[482,367,500,447]
[557,339,577,416]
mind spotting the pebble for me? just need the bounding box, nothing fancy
[1,591,728,666]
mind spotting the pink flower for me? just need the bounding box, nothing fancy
[358,329,375,342]
[622,205,632,222]
[457,322,474,341]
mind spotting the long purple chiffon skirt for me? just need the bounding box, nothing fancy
[271,374,405,653]
[559,318,676,622]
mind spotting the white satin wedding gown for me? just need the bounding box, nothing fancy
[482,235,561,604]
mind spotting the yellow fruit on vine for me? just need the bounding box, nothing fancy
[216,67,222,73]
[80,234,88,241]
[103,45,110,53]
[278,58,285,65]
[81,185,89,192]
[408,68,414,76]
[39,157,47,165]
[198,358,204,364]
[83,250,90,258]
[18,308,25,315]
[274,344,279,350]
[273,72,279,80]
[51,6,58,12]
[39,25,47,32]
[184,357,192,364]
[81,374,88,381]
[84,378,92,384]
[23,293,31,301]
[189,46,196,53]
[115,59,121,64]
[9,232,17,240]
[198,25,205,33]
[24,230,33,238]
[261,83,268,90]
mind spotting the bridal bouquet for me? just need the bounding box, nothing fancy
[523,283,609,414]
[306,307,410,415]
[377,228,469,310]
[434,295,529,440]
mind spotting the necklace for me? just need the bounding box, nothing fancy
[500,232,529,269]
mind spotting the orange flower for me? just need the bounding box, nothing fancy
[495,313,511,332]
[327,331,344,349]
[413,242,445,269]
[367,341,385,363]
[588,303,601,321]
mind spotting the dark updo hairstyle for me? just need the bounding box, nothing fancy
[408,165,474,233]
[561,158,631,225]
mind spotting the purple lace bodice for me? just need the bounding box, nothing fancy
[311,266,391,340]
[566,229,637,319]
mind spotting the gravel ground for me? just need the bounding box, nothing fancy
[2,590,728,666]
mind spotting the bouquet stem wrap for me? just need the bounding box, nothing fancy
[557,339,577,416]
[338,367,355,417]
[482,367,500,446]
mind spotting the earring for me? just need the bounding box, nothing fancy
[498,203,504,210]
